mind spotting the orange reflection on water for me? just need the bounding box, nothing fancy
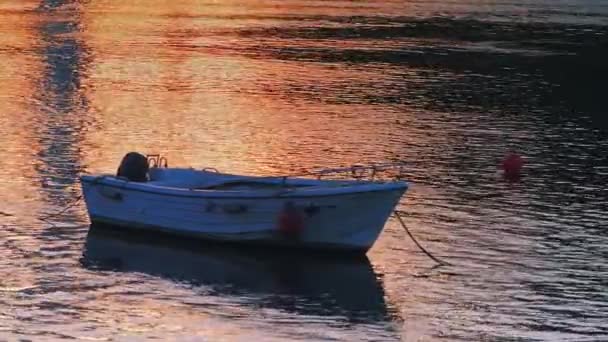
[80,2,254,172]
[0,1,45,293]
[77,1,429,178]
[0,4,45,215]
[0,0,434,216]
[0,0,505,187]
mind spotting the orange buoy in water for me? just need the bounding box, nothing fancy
[502,152,524,180]
[277,202,304,237]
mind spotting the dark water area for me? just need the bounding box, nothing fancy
[1,0,607,340]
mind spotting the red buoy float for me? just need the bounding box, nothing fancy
[277,202,304,237]
[501,152,524,181]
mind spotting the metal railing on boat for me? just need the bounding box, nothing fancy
[146,154,407,183]
[307,162,407,181]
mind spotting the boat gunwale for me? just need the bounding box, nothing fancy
[81,174,408,200]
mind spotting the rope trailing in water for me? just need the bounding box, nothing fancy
[0,197,84,223]
[39,195,83,222]
[393,210,450,266]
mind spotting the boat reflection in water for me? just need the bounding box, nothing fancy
[81,224,395,323]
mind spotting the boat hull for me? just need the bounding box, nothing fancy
[81,174,407,253]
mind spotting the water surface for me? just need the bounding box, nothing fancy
[1,0,607,340]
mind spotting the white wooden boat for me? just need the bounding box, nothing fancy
[81,155,408,254]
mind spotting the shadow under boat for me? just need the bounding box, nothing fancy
[81,224,395,323]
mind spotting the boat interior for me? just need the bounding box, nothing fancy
[147,168,357,191]
[106,154,406,192]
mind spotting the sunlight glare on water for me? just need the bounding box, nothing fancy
[1,0,607,341]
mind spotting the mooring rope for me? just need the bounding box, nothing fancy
[393,210,450,266]
[39,176,111,222]
[39,177,106,222]
[0,196,84,224]
[39,195,84,222]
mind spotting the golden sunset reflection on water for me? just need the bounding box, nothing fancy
[75,1,426,176]
[0,6,44,217]
[1,0,608,340]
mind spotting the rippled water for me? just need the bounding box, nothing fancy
[1,0,607,340]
